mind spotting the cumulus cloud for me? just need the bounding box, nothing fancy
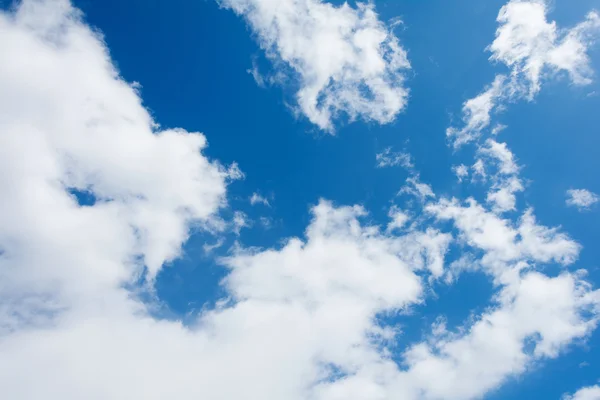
[490,0,600,97]
[427,198,580,284]
[448,0,600,147]
[220,0,411,131]
[567,189,599,211]
[0,0,233,294]
[564,385,600,400]
[0,3,428,397]
[1,2,599,400]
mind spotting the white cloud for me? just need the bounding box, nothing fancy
[221,0,411,131]
[567,189,599,211]
[0,0,232,288]
[376,147,413,169]
[233,211,251,235]
[0,10,442,399]
[492,124,507,135]
[400,175,435,201]
[564,385,600,400]
[472,159,487,179]
[203,238,226,254]
[1,2,598,400]
[453,164,469,182]
[398,271,600,400]
[427,198,580,284]
[247,59,266,87]
[250,192,271,206]
[490,0,600,97]
[486,176,524,212]
[447,75,506,147]
[448,0,600,148]
[479,139,519,175]
[386,205,409,232]
[478,140,524,212]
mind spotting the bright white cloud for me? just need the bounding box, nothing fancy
[564,385,600,400]
[399,271,600,400]
[220,0,411,131]
[490,0,600,97]
[0,0,233,292]
[1,2,599,400]
[448,0,600,147]
[427,198,580,284]
[447,75,506,147]
[567,189,599,210]
[486,176,524,212]
[0,3,429,397]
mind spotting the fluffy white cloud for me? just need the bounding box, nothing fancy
[490,0,600,97]
[448,0,600,147]
[0,0,233,297]
[0,9,440,399]
[311,270,600,400]
[565,385,600,400]
[427,198,580,284]
[567,188,599,210]
[486,176,524,212]
[1,2,599,400]
[386,205,409,232]
[220,0,411,131]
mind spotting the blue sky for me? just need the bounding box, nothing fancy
[1,0,600,399]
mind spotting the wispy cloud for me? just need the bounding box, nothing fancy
[376,147,414,169]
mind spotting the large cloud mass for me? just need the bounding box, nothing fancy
[1,1,599,400]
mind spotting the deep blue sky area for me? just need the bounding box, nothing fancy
[58,0,600,397]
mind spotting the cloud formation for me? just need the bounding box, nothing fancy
[376,147,414,169]
[567,189,600,211]
[250,192,271,206]
[448,0,600,147]
[564,385,600,400]
[221,0,411,131]
[0,1,599,400]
